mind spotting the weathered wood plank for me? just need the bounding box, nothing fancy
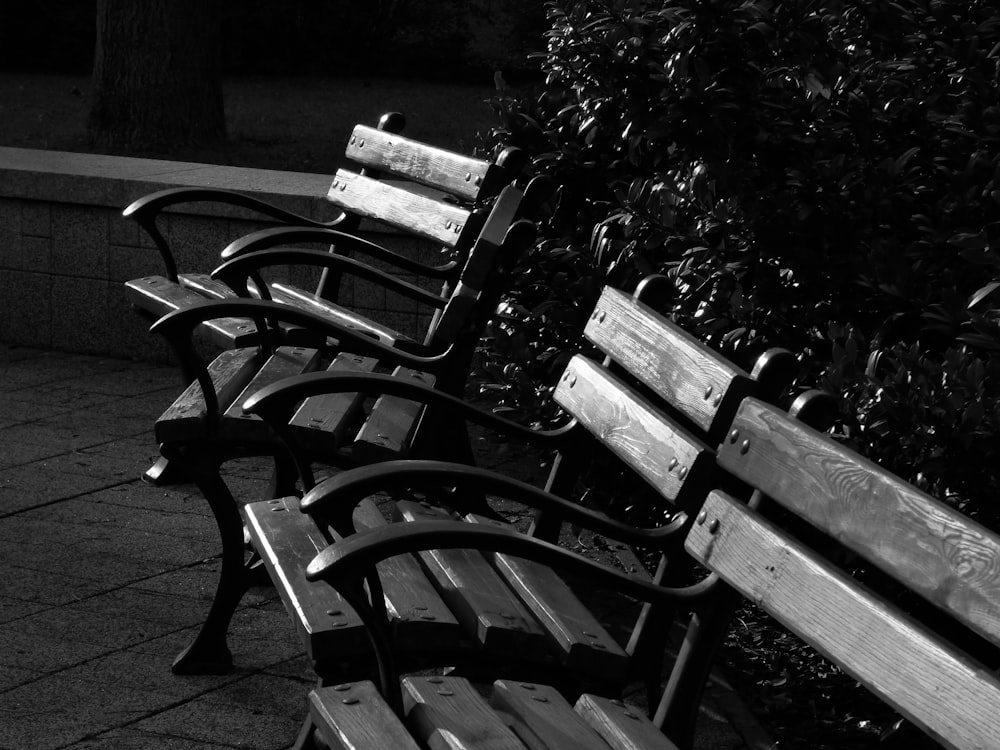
[154,347,262,443]
[402,676,526,750]
[351,368,436,463]
[395,501,550,661]
[466,514,629,684]
[179,272,240,300]
[584,287,753,435]
[346,125,494,202]
[310,681,422,750]
[491,680,611,750]
[686,490,1000,750]
[328,170,472,248]
[218,346,322,442]
[554,355,713,509]
[719,397,1000,645]
[575,693,678,750]
[269,282,407,344]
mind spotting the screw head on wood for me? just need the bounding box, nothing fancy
[740,439,751,454]
[709,519,720,534]
[729,429,739,443]
[697,510,708,525]
[704,385,713,399]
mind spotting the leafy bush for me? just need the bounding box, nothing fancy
[478,0,1000,523]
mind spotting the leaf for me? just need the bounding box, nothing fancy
[968,281,1000,309]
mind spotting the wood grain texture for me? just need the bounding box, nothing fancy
[179,273,239,300]
[327,170,472,248]
[310,681,422,750]
[395,502,550,661]
[720,397,1000,644]
[154,347,261,443]
[219,346,322,442]
[287,354,378,454]
[574,693,677,750]
[244,496,369,660]
[351,368,436,463]
[492,680,610,750]
[268,283,407,344]
[403,676,526,750]
[124,275,258,347]
[686,491,1000,750]
[554,355,711,505]
[466,515,629,684]
[346,125,494,202]
[584,287,753,434]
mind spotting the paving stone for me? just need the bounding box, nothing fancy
[0,564,108,606]
[64,727,243,749]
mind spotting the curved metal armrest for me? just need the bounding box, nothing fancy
[307,520,710,608]
[123,187,344,282]
[211,248,446,308]
[243,370,575,447]
[218,226,457,278]
[149,299,452,429]
[300,460,681,548]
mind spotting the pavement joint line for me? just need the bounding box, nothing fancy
[0,477,143,520]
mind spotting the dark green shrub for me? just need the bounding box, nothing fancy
[479,0,1000,523]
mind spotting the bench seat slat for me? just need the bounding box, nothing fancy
[719,398,1000,645]
[330,170,473,248]
[394,501,550,661]
[269,282,408,345]
[492,680,613,750]
[402,676,526,750]
[350,368,436,463]
[555,356,713,509]
[287,354,379,454]
[584,287,754,436]
[310,681,422,750]
[686,490,1000,750]
[347,125,495,202]
[574,694,679,750]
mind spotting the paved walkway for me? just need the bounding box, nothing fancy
[0,344,771,750]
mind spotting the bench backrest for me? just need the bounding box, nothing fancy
[686,397,1000,750]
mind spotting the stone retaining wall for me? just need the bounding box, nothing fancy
[0,147,433,362]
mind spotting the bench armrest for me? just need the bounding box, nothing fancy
[211,248,447,309]
[299,459,682,549]
[150,299,451,430]
[218,226,457,278]
[123,187,345,282]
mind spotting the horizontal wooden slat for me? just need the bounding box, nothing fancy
[492,680,612,750]
[328,170,472,248]
[466,515,629,684]
[350,368,436,463]
[154,347,261,443]
[179,272,240,300]
[346,125,494,202]
[686,490,1000,750]
[574,693,678,750]
[584,286,753,435]
[403,676,525,750]
[268,282,407,345]
[310,681,422,750]
[554,356,713,509]
[719,397,1000,645]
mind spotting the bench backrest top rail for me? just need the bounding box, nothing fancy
[718,397,1000,645]
[345,124,499,202]
[687,489,1000,750]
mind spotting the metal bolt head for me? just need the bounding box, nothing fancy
[342,697,359,705]
[709,518,720,534]
[704,385,713,399]
[697,510,707,525]
[740,439,751,455]
[729,429,739,443]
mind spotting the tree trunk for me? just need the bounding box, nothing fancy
[87,0,225,150]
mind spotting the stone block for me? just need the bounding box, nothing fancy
[14,235,53,273]
[0,198,23,269]
[49,275,111,354]
[0,269,52,348]
[20,200,51,237]
[109,243,165,283]
[52,204,111,279]
[165,213,231,272]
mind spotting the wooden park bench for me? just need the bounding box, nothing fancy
[231,279,813,748]
[143,179,545,675]
[123,113,526,484]
[294,326,1000,749]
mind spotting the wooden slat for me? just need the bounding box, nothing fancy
[554,356,713,509]
[394,501,550,661]
[288,353,379,454]
[686,490,1000,750]
[153,347,262,443]
[218,345,322,442]
[574,694,678,750]
[179,272,239,300]
[584,287,753,434]
[719,397,1000,645]
[124,275,258,347]
[491,680,611,750]
[310,681,422,750]
[346,125,495,202]
[466,515,629,684]
[402,676,526,750]
[351,368,436,463]
[269,282,408,344]
[244,496,369,661]
[328,170,472,248]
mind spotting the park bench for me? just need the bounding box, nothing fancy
[297,342,1000,749]
[122,113,525,484]
[231,279,811,747]
[146,180,544,675]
